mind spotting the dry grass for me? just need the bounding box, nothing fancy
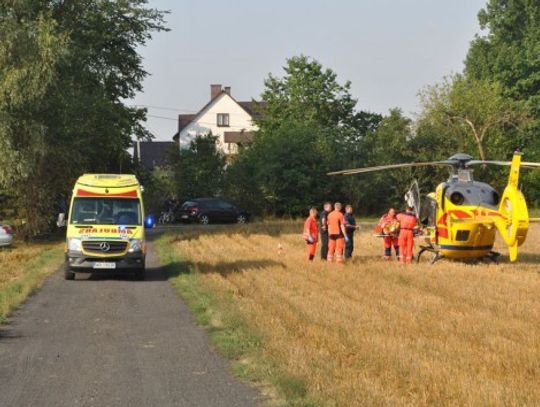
[0,241,63,321]
[162,221,540,406]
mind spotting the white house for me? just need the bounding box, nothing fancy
[173,84,263,155]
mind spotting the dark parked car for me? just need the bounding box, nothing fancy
[178,198,249,225]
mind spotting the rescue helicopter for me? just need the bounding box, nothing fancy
[328,151,540,263]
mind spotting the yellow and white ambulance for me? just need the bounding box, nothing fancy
[62,174,146,280]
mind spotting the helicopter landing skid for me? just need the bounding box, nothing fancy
[417,245,443,264]
[483,251,500,264]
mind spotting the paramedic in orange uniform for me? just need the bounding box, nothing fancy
[303,207,319,261]
[396,206,417,264]
[378,208,400,260]
[327,202,348,264]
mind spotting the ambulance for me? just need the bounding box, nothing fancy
[61,174,146,280]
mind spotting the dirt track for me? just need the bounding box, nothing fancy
[0,234,260,407]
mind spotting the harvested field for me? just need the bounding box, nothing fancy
[161,222,540,406]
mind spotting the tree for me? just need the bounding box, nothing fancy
[226,121,334,216]
[0,1,166,236]
[223,152,263,215]
[417,75,529,163]
[133,164,176,214]
[0,5,70,235]
[226,55,384,216]
[465,0,540,111]
[342,109,440,214]
[257,55,359,136]
[464,0,540,203]
[171,134,226,201]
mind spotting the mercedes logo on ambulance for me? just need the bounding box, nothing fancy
[99,242,111,252]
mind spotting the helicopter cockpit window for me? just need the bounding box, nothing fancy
[491,191,500,206]
[457,169,473,182]
[450,192,465,205]
[477,188,500,206]
[445,182,500,208]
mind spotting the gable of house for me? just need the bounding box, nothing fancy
[173,85,264,154]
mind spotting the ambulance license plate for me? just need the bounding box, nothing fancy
[93,262,116,269]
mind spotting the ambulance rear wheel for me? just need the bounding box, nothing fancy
[64,263,75,280]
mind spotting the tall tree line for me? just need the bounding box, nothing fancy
[0,0,166,236]
[182,0,539,217]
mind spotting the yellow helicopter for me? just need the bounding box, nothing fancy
[329,151,540,263]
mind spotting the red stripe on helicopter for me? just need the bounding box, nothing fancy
[437,213,447,225]
[471,209,507,220]
[486,211,506,219]
[448,210,471,219]
[437,227,449,238]
[76,189,138,198]
[437,210,471,225]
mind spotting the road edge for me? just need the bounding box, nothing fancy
[0,244,64,323]
[153,231,324,407]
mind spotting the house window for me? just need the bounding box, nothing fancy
[217,113,230,127]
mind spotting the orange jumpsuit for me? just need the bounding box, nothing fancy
[327,210,346,264]
[397,211,417,263]
[378,213,400,260]
[303,216,319,261]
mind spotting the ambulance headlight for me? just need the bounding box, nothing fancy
[128,238,144,253]
[67,238,82,252]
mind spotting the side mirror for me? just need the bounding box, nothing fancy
[57,213,66,228]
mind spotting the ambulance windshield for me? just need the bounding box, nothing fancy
[71,198,141,225]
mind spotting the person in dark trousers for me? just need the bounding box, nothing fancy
[319,202,332,260]
[344,204,359,259]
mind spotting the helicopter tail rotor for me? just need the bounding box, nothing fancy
[493,152,529,262]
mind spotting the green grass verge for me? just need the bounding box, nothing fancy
[0,244,64,323]
[154,233,323,407]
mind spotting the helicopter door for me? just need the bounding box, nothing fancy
[404,180,421,218]
[420,196,437,227]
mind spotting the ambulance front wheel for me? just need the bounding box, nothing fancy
[64,263,75,280]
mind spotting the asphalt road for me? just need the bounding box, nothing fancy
[0,235,260,407]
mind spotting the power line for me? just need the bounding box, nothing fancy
[132,104,197,113]
[147,114,178,121]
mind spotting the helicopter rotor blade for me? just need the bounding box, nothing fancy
[467,160,540,169]
[467,160,510,167]
[521,162,540,169]
[327,161,452,176]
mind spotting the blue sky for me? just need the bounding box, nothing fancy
[131,0,487,141]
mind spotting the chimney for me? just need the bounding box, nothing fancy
[224,86,231,95]
[210,84,222,99]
